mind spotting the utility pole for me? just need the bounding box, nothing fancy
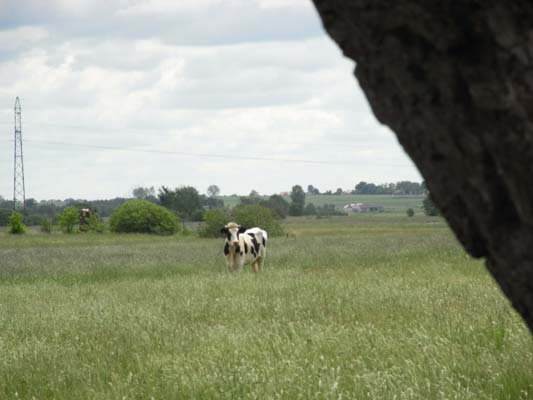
[13,97,25,211]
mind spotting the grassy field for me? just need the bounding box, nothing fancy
[221,194,424,213]
[0,215,532,399]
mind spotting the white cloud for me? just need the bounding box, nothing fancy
[0,0,421,200]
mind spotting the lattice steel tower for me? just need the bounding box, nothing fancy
[13,97,25,210]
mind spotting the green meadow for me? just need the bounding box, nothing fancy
[0,215,531,399]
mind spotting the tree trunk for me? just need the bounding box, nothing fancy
[312,0,533,333]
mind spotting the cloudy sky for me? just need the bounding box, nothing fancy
[0,0,421,200]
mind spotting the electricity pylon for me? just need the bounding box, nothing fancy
[13,97,25,211]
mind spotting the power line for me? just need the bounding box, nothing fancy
[0,121,393,150]
[21,138,414,168]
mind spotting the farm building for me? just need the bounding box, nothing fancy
[343,203,385,213]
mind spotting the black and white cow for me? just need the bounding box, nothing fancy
[221,222,268,272]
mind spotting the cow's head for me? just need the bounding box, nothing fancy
[221,222,247,247]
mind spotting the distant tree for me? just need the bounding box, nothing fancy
[25,198,37,209]
[239,190,262,206]
[377,183,396,194]
[422,194,440,216]
[207,185,221,197]
[158,186,175,209]
[202,195,224,210]
[90,198,128,217]
[0,209,11,226]
[324,190,332,195]
[0,198,14,210]
[306,185,320,195]
[354,181,378,194]
[260,194,290,219]
[396,181,423,195]
[58,207,79,234]
[406,208,415,217]
[334,188,343,195]
[133,186,156,200]
[232,204,284,236]
[289,185,306,216]
[304,203,317,215]
[165,186,203,222]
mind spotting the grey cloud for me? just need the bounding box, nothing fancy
[0,0,323,46]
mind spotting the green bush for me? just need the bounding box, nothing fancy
[109,199,179,235]
[80,213,106,233]
[40,218,52,233]
[8,211,26,234]
[198,208,232,238]
[232,204,284,236]
[198,205,284,238]
[59,207,79,234]
[422,195,440,216]
[406,208,415,217]
[88,214,106,233]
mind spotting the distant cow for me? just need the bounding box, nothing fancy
[221,222,268,273]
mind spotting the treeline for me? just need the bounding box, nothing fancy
[0,183,338,226]
[0,180,429,227]
[0,197,129,226]
[240,186,345,217]
[306,181,425,195]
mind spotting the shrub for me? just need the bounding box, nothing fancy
[41,218,52,233]
[422,195,440,216]
[232,204,284,236]
[8,211,26,234]
[59,207,79,233]
[81,213,106,233]
[109,199,179,235]
[406,208,415,217]
[89,214,106,233]
[198,205,284,238]
[198,208,232,238]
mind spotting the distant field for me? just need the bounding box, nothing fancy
[0,215,531,399]
[221,194,424,212]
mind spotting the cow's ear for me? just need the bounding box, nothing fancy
[220,227,228,234]
[238,226,247,233]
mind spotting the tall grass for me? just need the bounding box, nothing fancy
[0,215,531,399]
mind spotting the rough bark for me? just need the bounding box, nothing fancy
[312,0,533,332]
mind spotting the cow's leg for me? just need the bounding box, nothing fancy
[256,257,264,272]
[225,257,233,273]
[226,253,238,273]
[251,262,259,273]
[234,258,245,272]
